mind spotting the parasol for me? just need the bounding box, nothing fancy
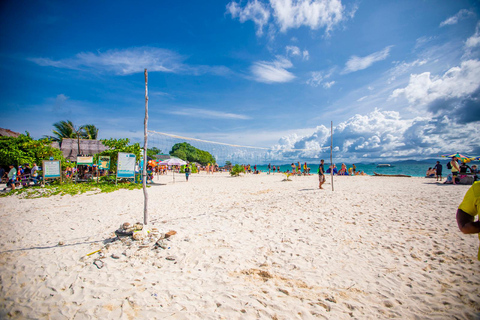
[157,158,187,182]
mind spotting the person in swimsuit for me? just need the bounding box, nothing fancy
[450,157,460,185]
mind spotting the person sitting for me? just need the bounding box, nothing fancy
[425,167,436,177]
[471,165,479,181]
[459,162,471,174]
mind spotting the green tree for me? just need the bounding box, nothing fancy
[0,135,66,168]
[169,142,215,165]
[147,147,161,158]
[82,124,99,139]
[98,138,141,173]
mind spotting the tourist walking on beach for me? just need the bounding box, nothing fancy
[456,181,480,259]
[318,159,325,189]
[434,161,442,181]
[185,164,191,182]
[450,156,460,185]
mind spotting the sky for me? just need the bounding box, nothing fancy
[1,0,479,163]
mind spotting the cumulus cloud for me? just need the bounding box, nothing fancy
[439,9,474,27]
[226,0,270,36]
[390,59,480,106]
[343,46,393,73]
[251,56,296,83]
[29,47,230,76]
[227,0,351,37]
[466,21,480,48]
[272,109,480,161]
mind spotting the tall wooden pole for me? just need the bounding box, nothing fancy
[143,69,149,225]
[330,121,334,191]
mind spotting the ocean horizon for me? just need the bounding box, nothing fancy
[238,159,480,177]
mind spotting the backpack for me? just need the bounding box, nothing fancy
[446,162,452,169]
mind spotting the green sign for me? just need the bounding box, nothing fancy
[77,156,94,166]
[98,156,110,170]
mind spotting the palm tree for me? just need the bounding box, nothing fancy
[45,120,100,155]
[82,124,99,139]
[46,120,78,142]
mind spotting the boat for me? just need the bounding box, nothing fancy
[373,172,411,177]
[376,164,395,168]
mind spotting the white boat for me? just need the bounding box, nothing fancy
[376,164,395,168]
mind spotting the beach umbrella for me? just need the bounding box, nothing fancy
[441,153,475,163]
[158,158,187,182]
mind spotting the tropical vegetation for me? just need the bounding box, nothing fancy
[98,138,142,173]
[0,134,67,168]
[169,142,216,165]
[229,164,245,177]
[45,120,99,141]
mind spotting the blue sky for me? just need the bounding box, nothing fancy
[1,0,479,162]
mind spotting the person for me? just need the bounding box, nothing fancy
[303,162,307,175]
[425,167,435,177]
[291,163,296,174]
[352,164,356,175]
[456,181,480,260]
[0,167,5,182]
[434,161,442,181]
[459,162,471,174]
[272,165,276,173]
[318,159,325,189]
[471,165,479,181]
[185,163,191,182]
[450,156,460,185]
[277,166,280,173]
[268,163,271,174]
[5,165,17,190]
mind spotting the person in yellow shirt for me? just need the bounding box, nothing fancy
[456,181,480,259]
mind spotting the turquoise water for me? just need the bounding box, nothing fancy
[246,160,480,177]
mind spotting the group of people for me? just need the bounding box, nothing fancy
[441,157,479,185]
[1,163,40,191]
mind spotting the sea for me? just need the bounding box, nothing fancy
[248,160,480,177]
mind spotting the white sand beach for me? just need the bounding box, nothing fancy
[0,173,479,319]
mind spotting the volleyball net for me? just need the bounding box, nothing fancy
[147,130,331,165]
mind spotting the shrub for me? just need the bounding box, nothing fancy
[230,164,245,177]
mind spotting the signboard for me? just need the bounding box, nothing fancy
[43,160,61,178]
[117,152,136,178]
[77,156,94,166]
[98,156,110,170]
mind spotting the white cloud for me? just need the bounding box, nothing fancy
[29,47,229,76]
[306,68,334,87]
[343,46,392,73]
[302,50,310,60]
[439,9,474,27]
[390,59,480,106]
[251,56,296,83]
[286,45,301,56]
[167,108,251,120]
[466,21,480,48]
[270,0,346,34]
[323,81,335,88]
[226,0,270,36]
[388,59,428,83]
[227,0,352,37]
[272,109,480,162]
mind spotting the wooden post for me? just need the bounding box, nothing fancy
[143,69,149,226]
[330,121,334,191]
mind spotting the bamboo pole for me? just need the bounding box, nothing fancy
[143,69,149,225]
[330,121,334,191]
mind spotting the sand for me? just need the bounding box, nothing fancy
[0,172,479,319]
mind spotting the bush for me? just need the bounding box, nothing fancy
[230,164,245,177]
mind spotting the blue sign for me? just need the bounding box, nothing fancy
[117,153,136,178]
